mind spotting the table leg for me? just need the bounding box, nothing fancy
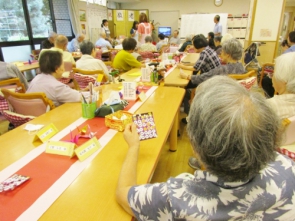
[169,111,179,152]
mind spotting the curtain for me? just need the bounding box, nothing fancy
[67,0,81,36]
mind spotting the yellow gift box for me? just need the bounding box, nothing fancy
[105,111,133,132]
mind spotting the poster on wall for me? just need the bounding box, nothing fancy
[79,10,86,22]
[116,10,124,21]
[139,10,146,15]
[128,11,134,21]
[81,23,87,35]
[108,9,112,21]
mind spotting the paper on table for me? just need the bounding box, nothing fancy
[128,72,141,76]
[24,124,44,132]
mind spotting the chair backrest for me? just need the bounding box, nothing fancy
[228,70,256,80]
[72,68,105,90]
[0,78,26,93]
[1,88,55,117]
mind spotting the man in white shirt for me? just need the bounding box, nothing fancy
[95,33,112,51]
[67,34,85,52]
[76,40,110,80]
[39,35,76,65]
[156,33,167,51]
[169,30,181,45]
[213,15,222,36]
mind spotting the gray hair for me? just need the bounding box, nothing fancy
[145,36,153,43]
[187,76,281,182]
[273,52,295,93]
[185,34,193,42]
[222,38,243,60]
[221,33,233,45]
[79,40,95,55]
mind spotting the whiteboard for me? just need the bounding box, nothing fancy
[180,13,228,38]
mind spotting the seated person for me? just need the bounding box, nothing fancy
[267,52,295,119]
[95,32,112,51]
[138,36,157,52]
[208,32,215,50]
[67,34,85,52]
[27,51,81,107]
[262,32,295,98]
[0,61,29,89]
[177,34,220,123]
[177,34,220,76]
[41,32,57,50]
[156,33,166,51]
[214,36,222,55]
[180,38,245,86]
[178,34,192,52]
[169,30,181,45]
[116,76,295,220]
[39,35,76,66]
[76,40,110,80]
[113,38,145,71]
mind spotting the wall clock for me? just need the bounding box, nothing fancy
[214,0,223,7]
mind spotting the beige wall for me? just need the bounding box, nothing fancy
[121,0,250,15]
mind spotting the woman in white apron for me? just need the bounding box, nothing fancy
[138,13,152,45]
[101,19,111,41]
[130,21,139,44]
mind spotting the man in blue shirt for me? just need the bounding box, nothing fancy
[213,15,222,36]
[284,31,295,53]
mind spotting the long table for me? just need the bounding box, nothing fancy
[17,62,40,73]
[0,85,185,220]
[119,53,200,87]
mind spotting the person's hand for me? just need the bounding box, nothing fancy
[124,123,140,148]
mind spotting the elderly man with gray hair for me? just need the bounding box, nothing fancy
[116,76,295,220]
[178,34,193,52]
[95,32,112,51]
[138,36,157,52]
[67,34,85,52]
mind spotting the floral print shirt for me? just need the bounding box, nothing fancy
[128,153,295,221]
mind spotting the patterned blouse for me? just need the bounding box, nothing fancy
[193,46,221,74]
[128,153,295,221]
[191,62,246,85]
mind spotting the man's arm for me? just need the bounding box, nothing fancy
[116,123,139,216]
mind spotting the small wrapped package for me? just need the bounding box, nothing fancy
[105,111,133,132]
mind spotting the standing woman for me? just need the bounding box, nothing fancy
[130,21,139,43]
[101,19,111,41]
[137,13,152,45]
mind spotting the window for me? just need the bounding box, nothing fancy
[27,0,53,38]
[0,0,28,42]
[0,0,74,62]
[79,0,106,6]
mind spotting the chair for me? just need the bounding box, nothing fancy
[72,68,105,90]
[0,78,26,118]
[1,89,55,127]
[228,70,256,80]
[228,70,257,91]
[258,63,274,88]
[277,116,295,161]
